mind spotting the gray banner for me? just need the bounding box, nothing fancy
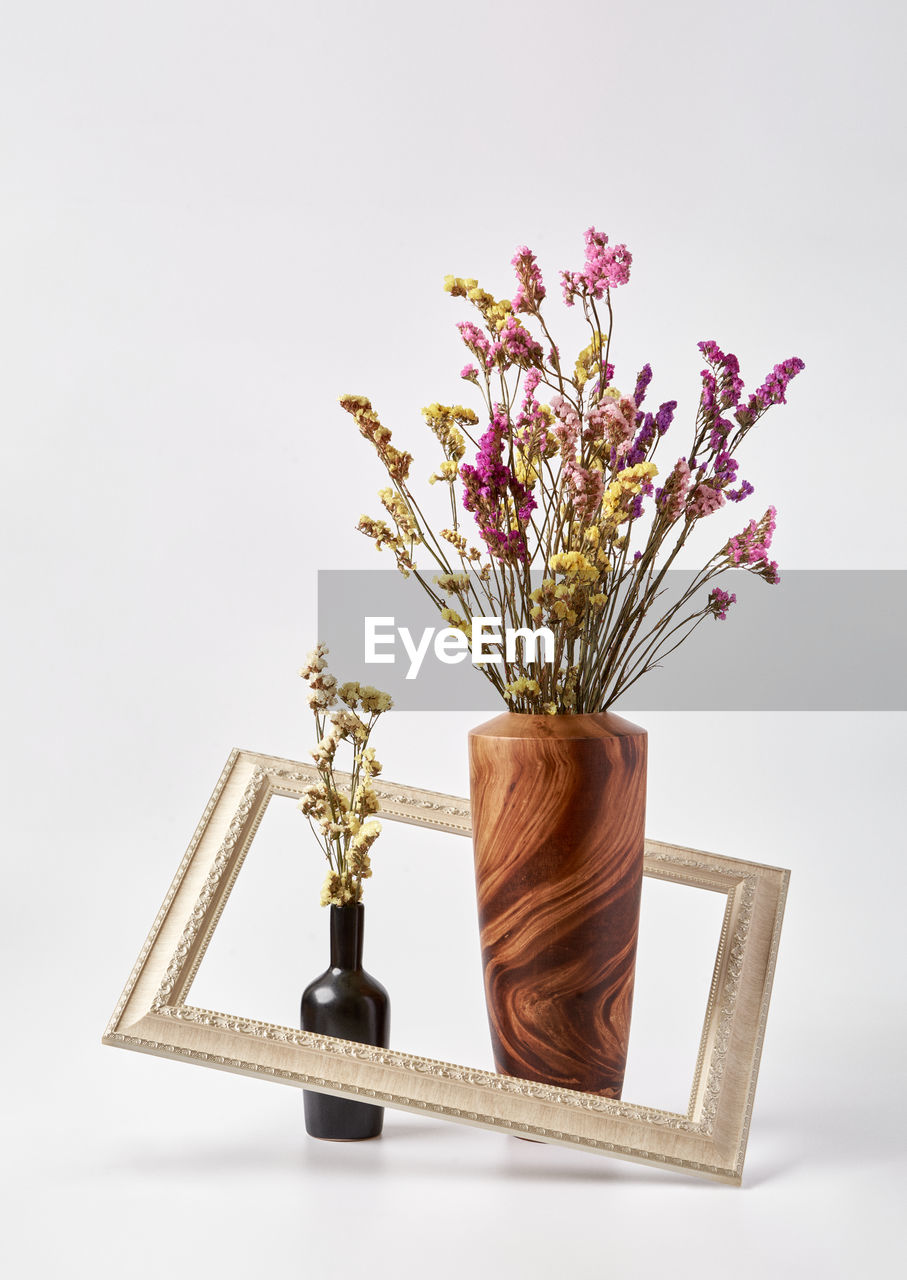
[317,570,907,711]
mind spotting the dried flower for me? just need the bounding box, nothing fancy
[512,245,546,315]
[343,228,804,711]
[299,646,392,905]
[709,587,737,620]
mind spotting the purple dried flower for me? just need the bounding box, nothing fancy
[755,357,806,406]
[698,340,744,408]
[712,450,739,485]
[634,364,653,407]
[655,399,677,435]
[726,479,754,503]
[623,412,656,467]
[460,408,536,563]
[736,356,806,425]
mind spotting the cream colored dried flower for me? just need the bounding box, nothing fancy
[337,681,361,708]
[358,686,393,713]
[299,646,391,906]
[298,643,329,680]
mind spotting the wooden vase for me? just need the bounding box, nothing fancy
[468,711,647,1098]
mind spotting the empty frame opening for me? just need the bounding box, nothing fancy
[623,875,727,1114]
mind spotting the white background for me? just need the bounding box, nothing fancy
[2,2,905,1277]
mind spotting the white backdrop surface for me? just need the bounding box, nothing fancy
[2,2,905,1277]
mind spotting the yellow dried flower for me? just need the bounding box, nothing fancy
[513,449,538,487]
[319,871,342,906]
[300,652,391,908]
[444,275,512,330]
[573,331,606,388]
[548,551,598,582]
[441,607,471,636]
[379,488,422,542]
[434,572,470,594]
[350,819,381,854]
[443,275,479,297]
[503,677,541,699]
[357,514,415,576]
[440,527,467,553]
[601,462,659,528]
[339,395,412,483]
[429,458,460,485]
[422,403,474,459]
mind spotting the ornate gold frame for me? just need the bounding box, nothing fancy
[103,748,788,1184]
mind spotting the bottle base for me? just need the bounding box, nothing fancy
[303,1090,385,1141]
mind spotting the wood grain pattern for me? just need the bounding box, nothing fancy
[469,712,647,1098]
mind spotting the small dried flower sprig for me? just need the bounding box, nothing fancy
[298,644,393,906]
[342,230,805,713]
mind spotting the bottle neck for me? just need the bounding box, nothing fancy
[329,903,364,970]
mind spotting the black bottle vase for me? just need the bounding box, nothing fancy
[300,903,390,1140]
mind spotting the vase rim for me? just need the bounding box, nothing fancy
[468,710,646,741]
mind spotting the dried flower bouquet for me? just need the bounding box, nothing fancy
[343,229,804,713]
[298,645,393,905]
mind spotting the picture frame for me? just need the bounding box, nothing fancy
[103,748,789,1184]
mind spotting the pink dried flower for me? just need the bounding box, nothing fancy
[687,483,725,519]
[564,459,604,520]
[550,394,581,455]
[561,227,632,306]
[512,244,546,314]
[523,368,542,395]
[585,395,637,457]
[724,507,780,582]
[498,315,544,366]
[457,320,492,369]
[708,587,737,620]
[656,457,692,523]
